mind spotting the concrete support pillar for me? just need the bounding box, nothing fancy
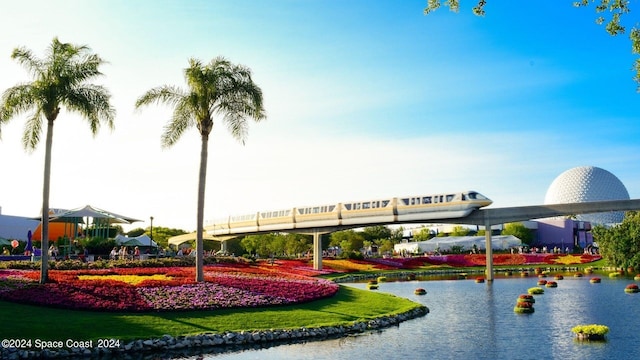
[485,216,494,281]
[313,230,323,271]
[221,240,228,253]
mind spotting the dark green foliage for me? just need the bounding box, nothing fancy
[502,223,533,245]
[80,237,117,256]
[593,211,640,270]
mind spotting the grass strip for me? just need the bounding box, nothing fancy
[0,285,422,342]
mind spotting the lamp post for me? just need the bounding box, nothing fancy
[150,216,154,259]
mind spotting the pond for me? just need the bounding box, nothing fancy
[197,273,640,360]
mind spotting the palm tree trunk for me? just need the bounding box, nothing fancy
[39,119,54,284]
[196,133,209,282]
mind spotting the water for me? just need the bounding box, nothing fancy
[188,274,640,360]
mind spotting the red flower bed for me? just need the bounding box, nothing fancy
[0,265,339,312]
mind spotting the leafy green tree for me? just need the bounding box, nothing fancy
[135,57,265,282]
[423,1,640,90]
[593,211,640,270]
[378,239,395,254]
[284,233,312,257]
[450,225,470,236]
[412,227,434,241]
[145,226,188,250]
[501,222,533,245]
[0,38,115,283]
[241,234,269,257]
[362,225,392,242]
[330,230,365,255]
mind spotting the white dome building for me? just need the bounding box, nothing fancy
[544,166,630,225]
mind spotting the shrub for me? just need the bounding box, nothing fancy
[571,324,609,335]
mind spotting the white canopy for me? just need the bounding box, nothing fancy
[115,234,157,247]
[394,235,522,254]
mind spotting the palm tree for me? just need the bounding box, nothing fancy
[0,38,115,283]
[135,57,265,282]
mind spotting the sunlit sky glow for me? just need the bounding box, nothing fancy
[1,1,640,232]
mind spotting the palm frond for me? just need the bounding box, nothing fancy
[135,85,187,109]
[21,109,44,151]
[10,48,44,79]
[161,98,195,148]
[65,85,116,134]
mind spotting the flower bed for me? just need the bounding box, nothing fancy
[513,300,534,314]
[0,266,339,312]
[528,287,544,295]
[572,324,609,341]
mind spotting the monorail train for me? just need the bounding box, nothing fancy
[205,190,492,235]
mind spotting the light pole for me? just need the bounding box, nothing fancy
[150,216,154,259]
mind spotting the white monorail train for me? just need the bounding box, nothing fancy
[206,190,492,235]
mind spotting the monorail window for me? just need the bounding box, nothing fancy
[411,198,416,205]
[423,196,431,204]
[382,200,390,207]
[401,198,409,205]
[362,202,370,209]
[355,203,361,210]
[446,194,454,202]
[344,204,352,210]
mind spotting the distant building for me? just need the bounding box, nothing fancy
[532,218,593,251]
[0,212,39,241]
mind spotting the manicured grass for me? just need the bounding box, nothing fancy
[0,285,422,342]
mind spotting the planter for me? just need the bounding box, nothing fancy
[545,281,558,288]
[517,294,535,303]
[574,272,583,278]
[572,324,609,341]
[634,274,640,281]
[575,333,606,341]
[537,280,547,286]
[528,287,544,295]
[554,275,564,280]
[414,288,427,295]
[475,277,485,283]
[514,301,534,314]
[624,284,639,293]
[590,277,601,284]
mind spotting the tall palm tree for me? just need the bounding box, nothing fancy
[135,57,265,282]
[0,38,115,283]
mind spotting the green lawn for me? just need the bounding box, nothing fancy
[0,285,423,342]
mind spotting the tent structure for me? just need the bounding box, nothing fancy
[394,235,523,254]
[32,205,141,241]
[115,234,157,247]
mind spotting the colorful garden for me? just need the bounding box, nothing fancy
[0,253,602,312]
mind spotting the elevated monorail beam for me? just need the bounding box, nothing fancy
[462,199,640,226]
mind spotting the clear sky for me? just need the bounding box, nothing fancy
[1,1,639,232]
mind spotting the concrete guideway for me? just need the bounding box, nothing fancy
[461,199,640,281]
[171,199,640,279]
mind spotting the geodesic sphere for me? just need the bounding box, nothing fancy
[544,166,629,224]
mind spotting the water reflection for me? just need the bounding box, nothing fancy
[185,274,640,360]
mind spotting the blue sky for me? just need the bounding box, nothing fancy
[1,1,639,231]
